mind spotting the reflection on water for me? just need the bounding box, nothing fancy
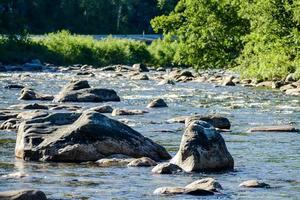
[0,71,299,199]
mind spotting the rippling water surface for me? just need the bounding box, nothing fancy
[0,71,299,199]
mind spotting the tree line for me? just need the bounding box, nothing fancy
[0,0,177,34]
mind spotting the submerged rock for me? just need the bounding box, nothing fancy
[96,158,134,167]
[153,187,214,196]
[0,189,47,200]
[4,84,25,89]
[147,98,168,108]
[54,80,120,102]
[15,111,171,162]
[151,163,183,174]
[19,88,54,101]
[127,157,157,167]
[239,180,270,188]
[170,120,234,172]
[111,109,148,116]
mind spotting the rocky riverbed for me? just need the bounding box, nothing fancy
[0,63,299,199]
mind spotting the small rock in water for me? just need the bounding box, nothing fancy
[147,98,168,108]
[248,125,299,132]
[239,180,270,188]
[4,84,25,89]
[151,163,182,174]
[185,178,223,192]
[158,79,175,85]
[222,76,235,86]
[0,189,47,200]
[96,158,134,167]
[19,88,54,101]
[132,63,149,72]
[130,74,149,80]
[112,109,148,116]
[127,157,157,167]
[88,105,113,113]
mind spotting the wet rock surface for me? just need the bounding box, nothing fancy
[147,98,168,108]
[54,80,120,102]
[15,111,171,162]
[239,180,270,188]
[0,189,47,200]
[170,120,234,172]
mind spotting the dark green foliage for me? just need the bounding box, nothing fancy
[151,0,249,69]
[152,0,300,80]
[0,0,178,34]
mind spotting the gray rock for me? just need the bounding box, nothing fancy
[147,98,168,108]
[0,110,19,121]
[54,80,120,102]
[15,111,171,162]
[127,157,157,167]
[280,84,296,92]
[4,84,25,89]
[285,88,300,96]
[239,180,270,188]
[170,120,234,172]
[111,109,148,116]
[151,163,182,174]
[153,187,214,196]
[285,73,295,82]
[185,178,222,192]
[132,63,149,72]
[0,118,19,131]
[9,103,48,110]
[0,189,47,200]
[130,74,149,80]
[88,105,113,113]
[185,115,231,130]
[222,76,235,86]
[248,125,299,132]
[158,79,175,85]
[96,157,134,167]
[19,88,54,101]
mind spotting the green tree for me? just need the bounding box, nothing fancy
[151,0,249,68]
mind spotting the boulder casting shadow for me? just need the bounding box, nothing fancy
[15,111,171,162]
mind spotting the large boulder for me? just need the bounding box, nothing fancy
[54,80,120,102]
[15,111,171,162]
[170,120,234,172]
[0,189,47,200]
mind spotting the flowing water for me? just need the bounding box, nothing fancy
[0,71,299,199]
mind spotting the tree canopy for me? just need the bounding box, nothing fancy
[0,0,177,34]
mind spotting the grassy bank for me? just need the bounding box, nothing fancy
[1,31,299,81]
[0,31,151,67]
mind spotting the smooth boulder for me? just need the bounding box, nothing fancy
[147,98,168,108]
[0,189,47,200]
[15,111,171,162]
[170,120,234,172]
[54,80,120,103]
[19,88,54,101]
[151,163,182,174]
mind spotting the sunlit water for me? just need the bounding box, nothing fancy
[0,71,299,199]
